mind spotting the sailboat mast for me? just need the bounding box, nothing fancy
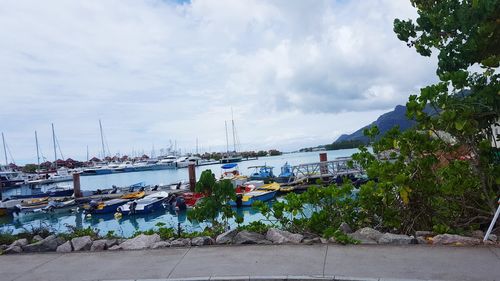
[52,123,57,169]
[35,131,40,169]
[99,119,105,159]
[225,121,229,154]
[1,132,7,166]
[231,109,236,153]
[86,145,89,162]
[196,138,198,155]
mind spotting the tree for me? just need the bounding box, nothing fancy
[350,1,499,233]
[187,170,239,230]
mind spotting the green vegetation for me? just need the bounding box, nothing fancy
[324,140,366,151]
[237,221,270,234]
[187,170,241,229]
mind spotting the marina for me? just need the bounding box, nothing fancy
[0,149,362,237]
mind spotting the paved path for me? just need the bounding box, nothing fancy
[0,245,499,281]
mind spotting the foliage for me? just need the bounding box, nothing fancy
[237,221,270,234]
[324,140,366,151]
[346,0,499,234]
[0,229,17,245]
[253,183,359,237]
[323,228,359,245]
[187,170,240,229]
[22,164,38,173]
[60,225,99,240]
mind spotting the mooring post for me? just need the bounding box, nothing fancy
[188,163,196,192]
[73,173,82,198]
[319,152,328,181]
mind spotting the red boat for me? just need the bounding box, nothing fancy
[182,192,205,207]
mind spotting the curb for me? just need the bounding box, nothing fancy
[102,276,451,281]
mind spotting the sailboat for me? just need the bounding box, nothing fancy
[0,133,25,188]
[220,112,243,164]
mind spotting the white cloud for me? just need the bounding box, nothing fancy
[0,0,437,164]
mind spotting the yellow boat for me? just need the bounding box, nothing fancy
[256,182,293,192]
[120,191,145,200]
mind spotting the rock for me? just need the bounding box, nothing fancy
[233,230,268,245]
[108,245,121,251]
[265,228,303,244]
[339,222,353,234]
[432,234,481,246]
[90,240,107,251]
[10,238,28,248]
[302,237,321,244]
[320,238,328,244]
[355,227,383,241]
[4,245,23,254]
[120,234,161,250]
[347,233,377,244]
[56,241,73,253]
[32,235,44,242]
[22,235,65,252]
[0,244,8,251]
[328,237,337,243]
[378,233,413,244]
[170,238,191,247]
[486,234,497,242]
[191,236,214,246]
[104,239,118,248]
[71,236,93,251]
[415,231,434,237]
[471,230,484,239]
[215,228,238,245]
[417,237,429,245]
[151,241,170,249]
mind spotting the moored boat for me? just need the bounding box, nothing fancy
[116,191,169,215]
[229,190,277,207]
[83,198,129,214]
[248,165,276,183]
[9,186,74,199]
[120,191,145,200]
[276,162,295,183]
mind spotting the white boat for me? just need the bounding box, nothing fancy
[156,155,178,169]
[116,191,169,215]
[176,156,202,168]
[26,168,73,185]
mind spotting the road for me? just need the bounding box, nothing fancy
[1,244,499,281]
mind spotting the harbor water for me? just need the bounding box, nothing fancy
[0,149,359,237]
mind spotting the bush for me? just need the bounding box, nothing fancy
[238,221,270,234]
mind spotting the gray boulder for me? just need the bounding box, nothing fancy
[378,233,412,244]
[355,227,383,241]
[266,228,303,244]
[487,234,497,242]
[104,239,118,248]
[191,236,214,246]
[302,237,321,244]
[215,228,238,245]
[90,239,107,251]
[56,241,73,253]
[0,244,8,251]
[120,234,161,250]
[22,235,65,252]
[170,238,191,247]
[4,245,23,254]
[71,236,93,251]
[10,238,28,248]
[32,235,44,242]
[432,234,481,245]
[339,222,353,234]
[151,241,171,249]
[417,237,429,245]
[108,245,122,251]
[233,230,268,245]
[347,233,377,244]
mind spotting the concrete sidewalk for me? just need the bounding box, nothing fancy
[0,244,498,281]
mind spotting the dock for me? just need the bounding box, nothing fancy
[286,157,364,185]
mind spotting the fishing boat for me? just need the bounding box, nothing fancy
[221,163,240,180]
[229,189,277,207]
[12,198,77,217]
[181,192,205,207]
[248,165,276,183]
[9,186,74,199]
[83,198,129,214]
[116,191,169,215]
[276,162,295,183]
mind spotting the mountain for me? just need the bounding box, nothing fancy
[334,105,417,144]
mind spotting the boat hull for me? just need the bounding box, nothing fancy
[117,199,165,215]
[230,190,277,207]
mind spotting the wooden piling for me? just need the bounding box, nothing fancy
[73,173,82,198]
[188,163,196,192]
[319,153,328,179]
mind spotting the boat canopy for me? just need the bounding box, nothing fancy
[221,163,238,169]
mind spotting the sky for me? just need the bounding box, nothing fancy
[0,0,438,164]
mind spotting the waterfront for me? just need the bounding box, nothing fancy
[0,149,358,236]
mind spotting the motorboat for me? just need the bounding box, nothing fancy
[220,163,240,180]
[229,189,277,207]
[276,162,295,183]
[116,191,169,215]
[248,165,276,183]
[9,185,74,199]
[83,198,129,214]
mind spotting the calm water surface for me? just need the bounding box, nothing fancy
[0,149,358,236]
